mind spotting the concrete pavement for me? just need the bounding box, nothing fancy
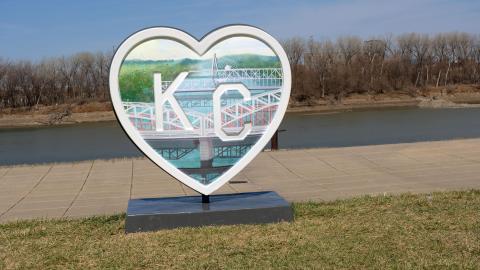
[1,138,480,223]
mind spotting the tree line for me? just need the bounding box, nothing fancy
[1,32,479,109]
[283,32,480,101]
[0,52,112,109]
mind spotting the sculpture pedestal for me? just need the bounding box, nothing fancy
[125,191,293,233]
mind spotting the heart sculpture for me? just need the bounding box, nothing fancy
[109,25,291,195]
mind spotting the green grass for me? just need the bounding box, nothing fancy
[1,190,480,269]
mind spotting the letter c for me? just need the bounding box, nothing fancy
[213,84,252,142]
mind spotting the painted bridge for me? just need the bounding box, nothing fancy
[123,67,283,140]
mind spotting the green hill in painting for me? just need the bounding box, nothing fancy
[119,54,280,102]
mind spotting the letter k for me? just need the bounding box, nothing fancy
[154,72,194,132]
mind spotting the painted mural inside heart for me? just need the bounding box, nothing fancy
[119,36,283,185]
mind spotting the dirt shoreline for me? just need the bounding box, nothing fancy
[1,88,479,129]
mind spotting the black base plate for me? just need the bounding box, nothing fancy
[125,191,293,233]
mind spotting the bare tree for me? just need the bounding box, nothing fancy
[282,37,305,96]
[337,36,362,65]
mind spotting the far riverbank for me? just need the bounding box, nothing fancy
[1,85,479,129]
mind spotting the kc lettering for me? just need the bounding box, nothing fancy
[153,72,252,141]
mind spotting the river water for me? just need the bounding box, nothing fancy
[1,107,480,165]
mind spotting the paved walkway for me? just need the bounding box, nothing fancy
[1,138,480,223]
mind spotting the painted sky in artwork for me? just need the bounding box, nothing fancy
[126,37,276,61]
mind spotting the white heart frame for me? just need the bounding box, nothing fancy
[109,25,291,195]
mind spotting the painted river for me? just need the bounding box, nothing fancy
[1,107,480,165]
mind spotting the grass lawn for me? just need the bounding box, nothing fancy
[1,190,479,269]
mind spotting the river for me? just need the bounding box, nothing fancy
[1,107,480,165]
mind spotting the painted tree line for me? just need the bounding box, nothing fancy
[1,32,479,109]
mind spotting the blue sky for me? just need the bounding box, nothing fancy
[1,0,479,60]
